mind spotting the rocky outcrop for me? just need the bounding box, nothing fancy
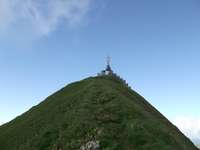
[80,141,99,150]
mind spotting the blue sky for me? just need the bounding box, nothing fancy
[1,0,200,140]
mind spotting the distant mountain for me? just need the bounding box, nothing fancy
[0,76,198,150]
[192,139,200,145]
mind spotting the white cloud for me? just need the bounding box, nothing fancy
[0,0,96,40]
[173,115,200,140]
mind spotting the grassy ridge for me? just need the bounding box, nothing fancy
[0,76,198,150]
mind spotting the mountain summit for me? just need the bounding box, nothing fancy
[0,76,197,150]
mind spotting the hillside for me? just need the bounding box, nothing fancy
[0,76,197,150]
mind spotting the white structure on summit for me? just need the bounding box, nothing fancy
[98,55,113,76]
[98,56,131,89]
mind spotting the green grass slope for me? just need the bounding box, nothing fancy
[0,76,197,150]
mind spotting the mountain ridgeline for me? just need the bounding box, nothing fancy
[0,76,197,150]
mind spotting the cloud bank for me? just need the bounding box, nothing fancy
[0,0,95,39]
[174,115,200,140]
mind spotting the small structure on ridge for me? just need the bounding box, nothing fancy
[97,55,131,89]
[98,55,114,76]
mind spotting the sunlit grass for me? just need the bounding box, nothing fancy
[0,76,197,150]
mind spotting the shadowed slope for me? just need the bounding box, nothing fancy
[0,76,197,150]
